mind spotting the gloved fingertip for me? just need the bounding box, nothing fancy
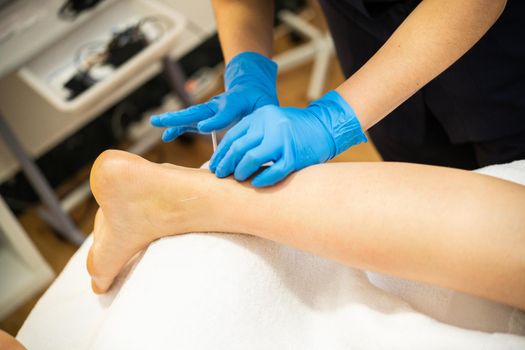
[217,161,236,179]
[252,174,278,188]
[161,129,174,142]
[250,178,266,188]
[150,115,162,126]
[215,169,227,178]
[209,154,219,172]
[197,122,212,133]
[233,171,250,182]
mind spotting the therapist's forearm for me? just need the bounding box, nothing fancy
[336,0,507,130]
[211,0,274,63]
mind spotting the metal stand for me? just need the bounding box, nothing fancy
[162,57,193,108]
[0,111,85,245]
[273,10,334,100]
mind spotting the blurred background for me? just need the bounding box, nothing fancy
[0,0,380,335]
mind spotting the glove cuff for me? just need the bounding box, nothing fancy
[224,52,278,92]
[309,90,368,158]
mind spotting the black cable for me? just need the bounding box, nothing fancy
[59,0,105,20]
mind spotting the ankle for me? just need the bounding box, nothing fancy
[198,175,256,234]
[157,167,221,235]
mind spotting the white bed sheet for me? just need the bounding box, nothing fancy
[17,161,525,349]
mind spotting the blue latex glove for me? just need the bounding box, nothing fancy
[209,90,367,187]
[150,52,278,142]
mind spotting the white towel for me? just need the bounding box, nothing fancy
[17,161,525,349]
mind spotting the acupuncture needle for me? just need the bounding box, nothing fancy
[211,131,218,152]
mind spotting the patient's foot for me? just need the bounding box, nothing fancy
[87,150,212,293]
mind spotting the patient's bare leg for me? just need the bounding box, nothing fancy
[88,150,525,309]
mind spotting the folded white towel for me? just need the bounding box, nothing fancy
[17,161,525,349]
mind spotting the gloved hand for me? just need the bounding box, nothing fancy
[209,90,367,187]
[150,52,278,142]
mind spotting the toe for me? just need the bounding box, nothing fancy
[87,241,123,294]
[87,210,118,293]
[86,243,111,293]
[87,210,147,294]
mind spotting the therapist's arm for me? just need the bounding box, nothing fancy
[337,0,507,130]
[211,0,274,62]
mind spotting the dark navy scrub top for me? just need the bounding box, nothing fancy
[317,0,525,145]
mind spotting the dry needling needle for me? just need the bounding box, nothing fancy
[211,131,217,152]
